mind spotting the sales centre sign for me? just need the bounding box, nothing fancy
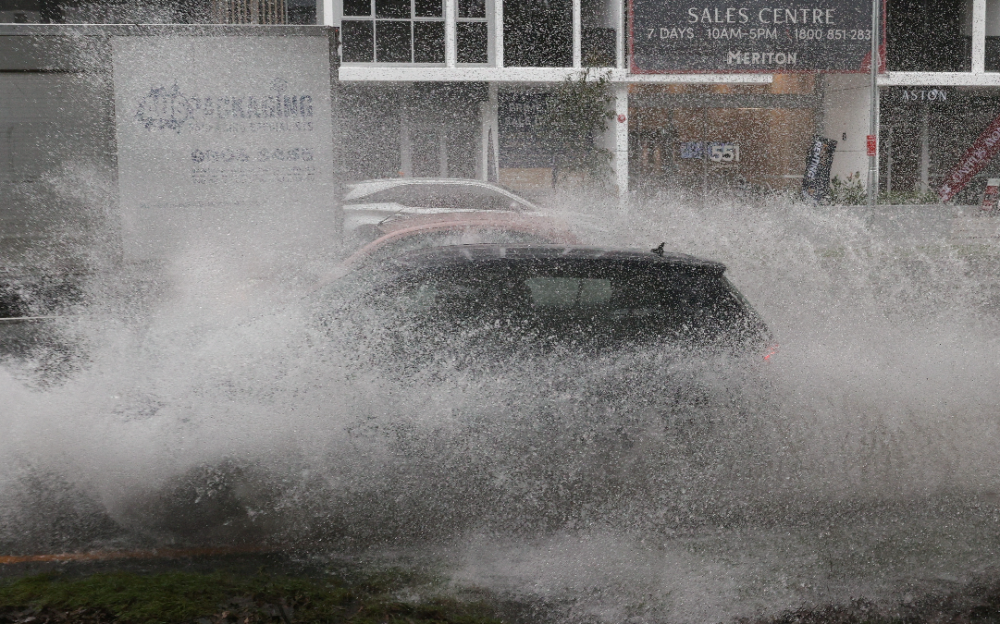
[630,0,885,73]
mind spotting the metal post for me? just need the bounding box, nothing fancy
[702,104,708,207]
[867,0,879,209]
[615,83,629,208]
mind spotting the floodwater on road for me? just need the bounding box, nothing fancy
[2,193,999,624]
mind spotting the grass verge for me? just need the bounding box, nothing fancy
[0,567,503,624]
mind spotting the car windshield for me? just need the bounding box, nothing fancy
[351,184,525,211]
[353,259,767,347]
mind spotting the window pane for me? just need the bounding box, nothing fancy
[414,21,445,63]
[375,0,409,18]
[287,0,317,24]
[458,0,485,18]
[415,0,442,17]
[457,21,487,63]
[342,20,375,62]
[526,278,613,308]
[376,20,412,62]
[343,0,371,16]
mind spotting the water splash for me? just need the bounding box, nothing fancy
[2,190,1000,622]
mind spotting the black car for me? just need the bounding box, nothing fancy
[315,244,773,364]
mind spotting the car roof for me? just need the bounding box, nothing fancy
[382,244,727,274]
[344,178,539,210]
[375,210,567,234]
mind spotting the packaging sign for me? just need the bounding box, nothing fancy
[801,135,837,202]
[630,0,884,73]
[112,35,336,262]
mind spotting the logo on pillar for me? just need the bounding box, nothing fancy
[617,114,627,123]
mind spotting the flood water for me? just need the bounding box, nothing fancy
[2,192,1000,623]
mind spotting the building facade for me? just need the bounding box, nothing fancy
[3,0,1000,210]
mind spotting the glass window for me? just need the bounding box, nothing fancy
[457,21,488,63]
[414,21,445,63]
[376,20,412,62]
[375,0,409,18]
[343,0,451,64]
[458,0,485,19]
[343,0,371,16]
[342,20,375,62]
[526,278,612,307]
[414,0,442,18]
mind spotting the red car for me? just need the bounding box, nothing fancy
[334,211,579,275]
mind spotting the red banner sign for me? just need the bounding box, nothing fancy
[939,112,1000,201]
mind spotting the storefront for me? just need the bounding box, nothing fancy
[880,86,1000,203]
[628,76,822,195]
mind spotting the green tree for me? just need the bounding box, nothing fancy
[539,70,615,182]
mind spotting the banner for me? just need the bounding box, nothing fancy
[801,135,837,202]
[112,34,336,263]
[939,112,1000,202]
[630,0,884,73]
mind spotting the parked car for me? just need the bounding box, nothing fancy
[342,178,541,240]
[334,211,578,275]
[314,244,773,364]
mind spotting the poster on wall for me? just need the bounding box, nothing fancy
[112,34,336,263]
[630,0,885,73]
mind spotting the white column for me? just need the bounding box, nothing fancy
[974,0,987,73]
[572,0,582,69]
[615,83,629,207]
[445,0,457,68]
[493,0,504,67]
[318,0,334,25]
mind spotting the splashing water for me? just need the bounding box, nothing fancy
[2,190,1000,623]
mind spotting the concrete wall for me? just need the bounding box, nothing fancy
[821,74,872,183]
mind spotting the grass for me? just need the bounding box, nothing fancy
[0,567,504,624]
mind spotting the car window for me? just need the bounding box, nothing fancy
[525,278,613,307]
[358,185,522,211]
